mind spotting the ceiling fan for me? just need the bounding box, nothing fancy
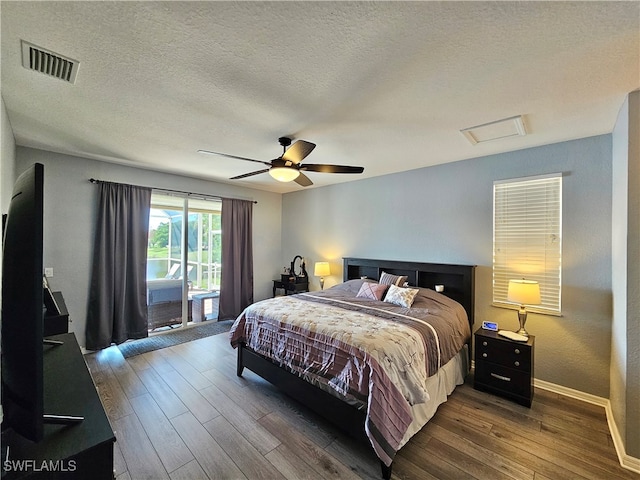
[198,137,364,187]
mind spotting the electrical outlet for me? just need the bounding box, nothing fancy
[44,267,54,277]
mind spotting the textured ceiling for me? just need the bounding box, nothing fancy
[1,2,638,193]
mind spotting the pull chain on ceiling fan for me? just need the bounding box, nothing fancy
[198,137,364,187]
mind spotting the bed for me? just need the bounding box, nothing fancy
[229,257,475,479]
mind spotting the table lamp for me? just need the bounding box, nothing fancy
[314,262,330,290]
[507,279,541,337]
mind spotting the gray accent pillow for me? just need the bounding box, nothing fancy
[379,271,408,287]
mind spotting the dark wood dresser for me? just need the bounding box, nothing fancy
[272,276,309,296]
[2,333,115,479]
[474,328,535,407]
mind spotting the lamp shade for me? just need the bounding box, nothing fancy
[507,279,541,305]
[269,167,300,182]
[314,262,330,277]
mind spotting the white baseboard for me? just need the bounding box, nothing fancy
[534,378,608,407]
[534,379,640,474]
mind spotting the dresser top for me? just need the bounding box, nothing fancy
[475,328,535,346]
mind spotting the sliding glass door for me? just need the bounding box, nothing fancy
[147,193,222,331]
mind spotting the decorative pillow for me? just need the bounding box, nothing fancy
[356,282,388,301]
[330,278,376,295]
[383,284,420,308]
[379,271,408,287]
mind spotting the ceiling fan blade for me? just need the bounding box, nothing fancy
[294,172,313,187]
[230,168,270,180]
[282,140,316,164]
[301,164,364,174]
[198,150,272,167]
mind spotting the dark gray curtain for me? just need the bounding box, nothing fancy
[86,182,151,350]
[218,198,254,320]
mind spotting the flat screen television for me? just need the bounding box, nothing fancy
[1,163,82,443]
[1,162,46,442]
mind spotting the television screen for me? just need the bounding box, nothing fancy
[1,162,45,442]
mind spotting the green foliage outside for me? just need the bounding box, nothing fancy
[147,210,222,289]
[148,246,169,259]
[149,214,220,252]
[149,221,169,248]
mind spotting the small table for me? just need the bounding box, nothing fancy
[191,291,220,323]
[273,279,308,297]
[473,328,535,407]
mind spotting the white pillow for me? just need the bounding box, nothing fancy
[383,284,419,308]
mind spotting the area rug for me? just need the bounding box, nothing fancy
[118,319,234,358]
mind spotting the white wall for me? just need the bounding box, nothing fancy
[626,90,640,459]
[281,135,613,398]
[0,97,16,426]
[611,92,629,455]
[15,147,283,349]
[611,90,640,459]
[1,97,16,212]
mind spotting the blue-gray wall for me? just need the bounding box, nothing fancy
[281,135,613,398]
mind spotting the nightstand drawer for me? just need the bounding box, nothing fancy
[473,328,534,407]
[475,362,532,400]
[476,336,531,370]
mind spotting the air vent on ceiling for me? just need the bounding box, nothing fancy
[460,115,527,145]
[21,40,79,84]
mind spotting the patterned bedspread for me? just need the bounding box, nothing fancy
[229,279,470,466]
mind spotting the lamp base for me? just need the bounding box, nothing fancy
[319,277,325,290]
[516,306,529,337]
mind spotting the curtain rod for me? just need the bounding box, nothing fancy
[88,178,257,204]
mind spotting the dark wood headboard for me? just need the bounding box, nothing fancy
[343,257,476,328]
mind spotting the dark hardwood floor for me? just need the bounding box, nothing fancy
[85,330,637,480]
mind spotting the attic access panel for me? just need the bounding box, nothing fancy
[461,115,527,145]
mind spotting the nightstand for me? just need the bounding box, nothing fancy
[272,278,309,297]
[474,328,534,407]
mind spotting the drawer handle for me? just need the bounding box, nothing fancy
[514,361,520,367]
[490,373,511,382]
[514,348,520,354]
[482,341,488,346]
[482,353,488,358]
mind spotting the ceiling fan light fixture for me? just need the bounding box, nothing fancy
[269,167,300,182]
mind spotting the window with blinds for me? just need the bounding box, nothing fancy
[493,173,562,314]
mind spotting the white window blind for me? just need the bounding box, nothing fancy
[493,174,562,314]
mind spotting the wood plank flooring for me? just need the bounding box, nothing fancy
[85,330,637,480]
